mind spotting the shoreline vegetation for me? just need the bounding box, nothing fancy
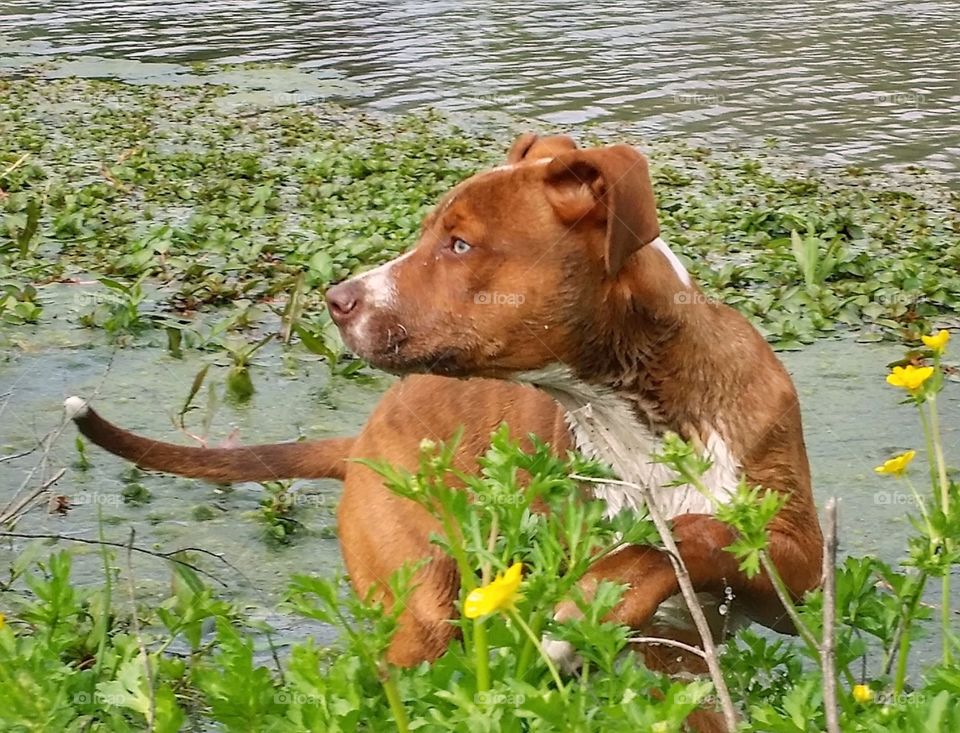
[2,68,959,731]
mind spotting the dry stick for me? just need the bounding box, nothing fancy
[0,446,38,464]
[627,635,707,659]
[0,531,235,587]
[572,474,738,732]
[125,529,156,733]
[0,468,66,525]
[4,352,115,520]
[821,498,840,733]
[3,426,63,518]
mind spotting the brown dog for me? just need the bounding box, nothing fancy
[65,133,822,689]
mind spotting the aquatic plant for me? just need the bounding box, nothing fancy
[1,334,957,730]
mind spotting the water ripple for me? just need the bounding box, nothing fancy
[2,0,958,173]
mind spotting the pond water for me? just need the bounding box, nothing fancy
[2,0,959,175]
[1,288,958,662]
[2,1,958,664]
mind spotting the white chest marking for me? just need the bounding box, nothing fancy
[517,365,740,520]
[650,237,692,287]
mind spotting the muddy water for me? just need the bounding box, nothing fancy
[2,1,959,661]
[2,1,960,175]
[2,286,958,660]
[1,288,383,647]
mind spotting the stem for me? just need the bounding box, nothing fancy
[514,612,542,680]
[438,504,474,590]
[917,408,939,490]
[508,609,566,695]
[474,618,490,693]
[895,627,911,697]
[891,573,928,696]
[573,475,738,732]
[927,394,952,665]
[379,663,410,733]
[758,551,820,655]
[93,509,112,688]
[927,394,950,512]
[821,499,840,733]
[474,513,498,693]
[941,575,952,665]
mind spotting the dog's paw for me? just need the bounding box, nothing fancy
[541,635,583,675]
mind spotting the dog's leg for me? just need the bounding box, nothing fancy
[558,513,822,634]
[385,555,461,666]
[338,462,464,667]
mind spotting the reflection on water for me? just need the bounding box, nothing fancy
[2,0,959,174]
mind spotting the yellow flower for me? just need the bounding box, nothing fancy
[921,329,950,355]
[886,365,934,392]
[0,612,5,629]
[463,562,522,619]
[852,684,874,704]
[875,450,916,477]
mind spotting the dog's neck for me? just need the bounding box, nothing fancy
[518,239,744,518]
[517,363,741,520]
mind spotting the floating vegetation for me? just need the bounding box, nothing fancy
[2,73,958,356]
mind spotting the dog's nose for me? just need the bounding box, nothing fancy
[326,281,362,325]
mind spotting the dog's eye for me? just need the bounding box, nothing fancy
[450,238,472,255]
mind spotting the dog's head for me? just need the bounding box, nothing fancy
[326,133,662,377]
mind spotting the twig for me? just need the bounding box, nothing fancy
[0,153,30,180]
[125,529,156,733]
[0,531,234,587]
[0,446,37,464]
[627,635,707,659]
[572,474,738,732]
[0,469,66,525]
[265,629,287,686]
[821,498,840,733]
[3,353,115,524]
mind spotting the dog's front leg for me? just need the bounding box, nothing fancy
[556,513,822,634]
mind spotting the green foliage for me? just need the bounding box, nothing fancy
[1,412,959,730]
[2,75,958,365]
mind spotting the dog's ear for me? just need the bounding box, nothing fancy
[544,145,659,276]
[506,133,578,163]
[506,133,540,163]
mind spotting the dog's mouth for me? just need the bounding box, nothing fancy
[359,347,475,378]
[335,314,527,380]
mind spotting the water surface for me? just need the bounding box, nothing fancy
[3,0,959,174]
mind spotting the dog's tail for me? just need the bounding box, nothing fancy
[63,397,355,482]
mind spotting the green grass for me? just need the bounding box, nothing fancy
[2,68,960,732]
[2,74,958,355]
